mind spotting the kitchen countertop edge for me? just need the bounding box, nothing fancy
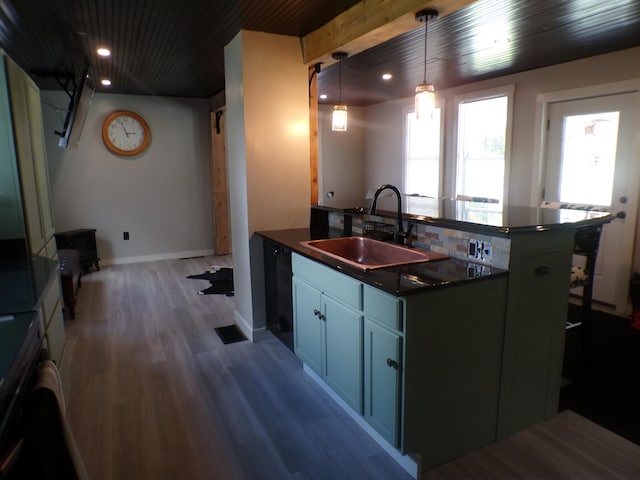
[256,228,508,297]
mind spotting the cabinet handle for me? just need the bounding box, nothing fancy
[534,266,550,276]
[386,358,400,370]
[313,309,320,317]
[318,313,326,321]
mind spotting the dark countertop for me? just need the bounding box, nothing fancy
[258,228,508,296]
[0,311,38,392]
[323,197,615,236]
[0,254,58,443]
[0,254,59,314]
[0,310,40,451]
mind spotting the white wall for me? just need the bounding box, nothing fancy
[225,30,310,339]
[355,46,640,206]
[362,98,410,194]
[42,92,213,264]
[318,104,366,207]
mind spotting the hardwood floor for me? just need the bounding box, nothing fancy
[63,256,413,480]
[64,256,640,479]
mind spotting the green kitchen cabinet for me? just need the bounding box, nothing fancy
[292,257,364,413]
[292,276,323,375]
[4,52,55,257]
[363,318,402,447]
[292,252,509,470]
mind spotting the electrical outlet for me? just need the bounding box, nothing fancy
[481,241,492,262]
[123,231,130,240]
[467,239,478,258]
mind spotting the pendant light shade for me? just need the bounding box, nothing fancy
[415,9,438,120]
[415,83,435,119]
[332,105,348,131]
[331,51,348,132]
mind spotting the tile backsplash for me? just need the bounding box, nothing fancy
[328,211,511,269]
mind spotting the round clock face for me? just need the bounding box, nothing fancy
[102,111,151,156]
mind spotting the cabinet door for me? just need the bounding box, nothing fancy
[25,76,54,243]
[293,277,323,376]
[323,295,363,413]
[6,57,45,254]
[364,319,402,447]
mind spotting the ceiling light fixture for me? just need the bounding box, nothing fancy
[101,79,112,86]
[382,73,392,80]
[331,51,348,132]
[97,47,111,57]
[415,9,438,120]
[319,94,328,100]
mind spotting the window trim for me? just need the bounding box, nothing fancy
[402,100,445,199]
[453,84,515,204]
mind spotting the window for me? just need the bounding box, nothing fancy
[404,107,441,198]
[455,86,513,203]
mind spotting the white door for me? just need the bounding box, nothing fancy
[543,92,639,312]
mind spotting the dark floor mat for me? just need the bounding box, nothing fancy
[214,324,247,344]
[187,267,234,296]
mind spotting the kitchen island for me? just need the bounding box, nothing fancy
[257,199,614,476]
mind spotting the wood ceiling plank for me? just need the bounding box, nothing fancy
[302,0,477,67]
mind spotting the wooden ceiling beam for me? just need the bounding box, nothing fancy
[302,0,477,67]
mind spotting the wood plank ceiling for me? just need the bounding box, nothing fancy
[0,0,639,106]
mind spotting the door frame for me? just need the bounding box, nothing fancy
[531,79,640,312]
[530,78,640,206]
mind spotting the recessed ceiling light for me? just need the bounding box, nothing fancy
[382,73,392,80]
[101,79,112,86]
[97,48,111,57]
[319,94,328,100]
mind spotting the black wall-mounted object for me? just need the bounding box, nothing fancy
[55,67,95,149]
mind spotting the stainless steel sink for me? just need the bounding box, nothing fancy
[300,237,449,270]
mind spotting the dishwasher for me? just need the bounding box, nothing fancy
[263,238,294,351]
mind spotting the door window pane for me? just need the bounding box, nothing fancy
[559,112,619,206]
[456,96,508,202]
[404,109,441,198]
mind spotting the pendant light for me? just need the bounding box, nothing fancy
[331,51,348,132]
[415,9,438,120]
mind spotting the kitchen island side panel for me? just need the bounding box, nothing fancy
[497,229,575,439]
[403,275,508,470]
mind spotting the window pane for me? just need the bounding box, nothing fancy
[456,96,507,202]
[404,109,441,198]
[559,111,619,206]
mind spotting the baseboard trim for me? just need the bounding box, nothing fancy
[102,249,215,266]
[302,363,420,479]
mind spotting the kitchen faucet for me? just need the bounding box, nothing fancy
[368,184,408,245]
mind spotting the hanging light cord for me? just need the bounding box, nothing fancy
[339,59,342,104]
[422,18,428,84]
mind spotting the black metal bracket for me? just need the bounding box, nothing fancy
[30,70,77,99]
[215,110,223,134]
[308,62,322,93]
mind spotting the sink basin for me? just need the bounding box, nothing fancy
[301,237,449,270]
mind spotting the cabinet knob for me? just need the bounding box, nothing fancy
[319,313,326,321]
[313,309,320,316]
[534,266,550,276]
[386,358,400,370]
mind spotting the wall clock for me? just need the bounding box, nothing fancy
[102,110,151,156]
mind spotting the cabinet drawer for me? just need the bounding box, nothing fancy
[292,253,362,310]
[45,301,65,365]
[41,278,61,328]
[364,285,403,331]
